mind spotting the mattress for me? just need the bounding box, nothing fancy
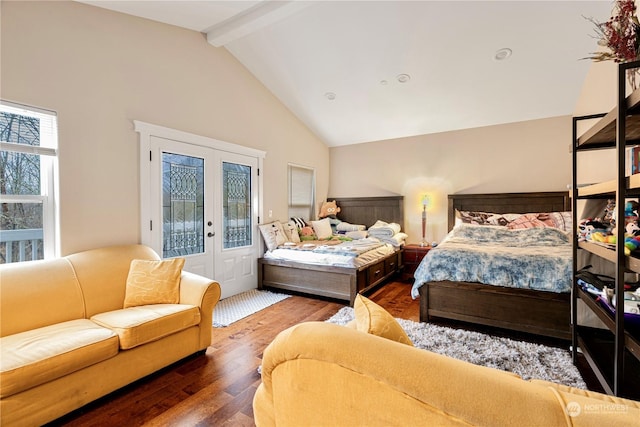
[411,225,572,298]
[263,238,396,268]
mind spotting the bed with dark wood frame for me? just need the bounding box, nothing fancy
[258,196,404,305]
[418,191,572,340]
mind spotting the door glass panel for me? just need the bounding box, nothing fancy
[162,152,204,258]
[223,162,251,249]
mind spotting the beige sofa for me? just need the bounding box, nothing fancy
[0,244,221,426]
[254,297,640,426]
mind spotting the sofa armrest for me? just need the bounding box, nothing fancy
[530,379,640,423]
[530,378,640,406]
[255,322,574,427]
[179,271,221,350]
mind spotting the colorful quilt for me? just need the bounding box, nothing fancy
[276,237,385,257]
[410,225,572,298]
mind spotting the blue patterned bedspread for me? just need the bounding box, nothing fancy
[411,225,572,298]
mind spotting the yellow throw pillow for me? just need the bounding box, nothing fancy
[123,258,185,308]
[353,294,413,346]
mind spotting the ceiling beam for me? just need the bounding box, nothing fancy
[205,0,313,47]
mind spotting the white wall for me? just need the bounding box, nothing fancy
[330,116,572,243]
[1,1,330,255]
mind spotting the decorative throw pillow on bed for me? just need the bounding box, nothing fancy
[290,217,307,230]
[299,226,317,241]
[123,258,184,308]
[310,218,333,239]
[258,221,287,251]
[456,210,519,227]
[282,220,301,243]
[506,212,572,232]
[350,295,413,346]
[456,209,573,232]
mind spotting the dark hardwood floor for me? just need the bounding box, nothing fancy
[49,279,601,426]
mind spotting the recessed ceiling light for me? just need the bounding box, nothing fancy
[494,48,512,61]
[324,92,336,100]
[396,73,411,83]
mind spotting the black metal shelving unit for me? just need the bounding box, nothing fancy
[571,60,640,400]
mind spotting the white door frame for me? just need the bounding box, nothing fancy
[134,121,266,281]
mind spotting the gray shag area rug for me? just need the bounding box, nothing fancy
[327,307,586,389]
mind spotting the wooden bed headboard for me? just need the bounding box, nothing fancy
[447,191,570,231]
[329,196,404,230]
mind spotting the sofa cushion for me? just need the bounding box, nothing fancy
[91,304,200,350]
[123,258,185,308]
[0,258,85,337]
[353,295,413,346]
[66,244,161,318]
[0,319,119,398]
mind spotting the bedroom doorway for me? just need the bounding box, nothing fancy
[136,121,265,298]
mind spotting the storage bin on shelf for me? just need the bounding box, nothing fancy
[596,293,640,336]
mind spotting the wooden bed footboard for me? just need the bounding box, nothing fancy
[419,281,571,340]
[258,249,402,306]
[258,258,358,303]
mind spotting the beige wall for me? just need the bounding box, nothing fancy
[573,58,623,186]
[329,116,572,243]
[1,1,329,255]
[2,1,611,254]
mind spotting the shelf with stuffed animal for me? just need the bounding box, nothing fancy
[580,201,640,256]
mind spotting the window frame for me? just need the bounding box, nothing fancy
[0,100,59,262]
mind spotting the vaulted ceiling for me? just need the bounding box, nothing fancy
[79,1,612,146]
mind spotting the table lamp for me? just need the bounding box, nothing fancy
[421,195,430,247]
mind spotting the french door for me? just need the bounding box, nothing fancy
[213,151,259,298]
[147,135,259,298]
[150,137,214,278]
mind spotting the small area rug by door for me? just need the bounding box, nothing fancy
[213,289,290,327]
[327,307,586,389]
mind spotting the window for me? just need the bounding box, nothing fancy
[288,164,315,220]
[0,101,58,263]
[222,161,252,249]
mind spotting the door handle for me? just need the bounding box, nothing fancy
[207,232,215,237]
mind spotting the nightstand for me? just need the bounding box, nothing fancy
[402,244,432,280]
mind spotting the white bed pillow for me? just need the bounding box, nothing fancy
[310,218,333,239]
[336,222,366,232]
[258,221,287,250]
[345,230,368,240]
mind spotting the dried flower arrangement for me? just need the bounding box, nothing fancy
[586,0,640,89]
[586,0,640,63]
